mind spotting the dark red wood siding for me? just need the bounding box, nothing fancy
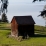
[11,18,18,37]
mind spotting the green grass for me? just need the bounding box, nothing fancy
[0,23,46,46]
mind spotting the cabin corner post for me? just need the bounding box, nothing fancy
[11,30,15,37]
[11,29,18,38]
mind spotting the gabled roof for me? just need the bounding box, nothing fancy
[11,15,35,25]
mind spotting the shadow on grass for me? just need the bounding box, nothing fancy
[33,34,46,37]
[35,29,46,31]
[31,29,46,37]
[0,28,46,37]
[0,28,11,30]
[0,27,11,30]
[1,44,9,46]
[0,44,21,46]
[28,29,46,37]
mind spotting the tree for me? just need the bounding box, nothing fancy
[33,0,46,2]
[37,5,46,17]
[0,0,8,14]
[1,13,8,23]
[37,5,46,31]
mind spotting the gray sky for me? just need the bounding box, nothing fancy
[0,0,46,26]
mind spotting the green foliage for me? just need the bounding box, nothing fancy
[33,0,46,2]
[1,13,8,23]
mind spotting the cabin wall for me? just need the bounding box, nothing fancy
[27,25,34,37]
[11,18,18,37]
[18,25,34,39]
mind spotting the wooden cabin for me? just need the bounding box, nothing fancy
[11,15,35,39]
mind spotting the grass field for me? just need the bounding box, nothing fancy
[0,23,46,46]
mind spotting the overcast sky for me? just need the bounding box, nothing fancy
[0,0,46,26]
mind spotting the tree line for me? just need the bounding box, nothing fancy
[0,13,8,23]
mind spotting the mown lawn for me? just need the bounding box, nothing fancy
[0,23,46,46]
